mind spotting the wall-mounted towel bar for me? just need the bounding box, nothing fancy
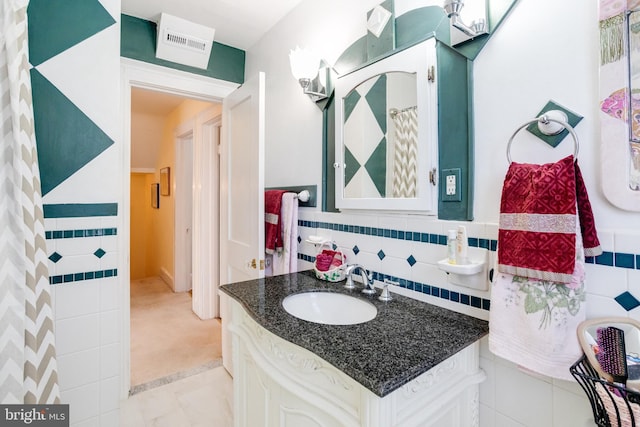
[507,112,580,164]
[294,190,310,202]
[265,185,317,207]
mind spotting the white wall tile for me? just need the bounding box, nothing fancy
[552,385,593,427]
[100,235,118,253]
[584,264,628,298]
[54,281,100,320]
[100,376,121,413]
[100,278,120,311]
[494,361,553,427]
[480,403,496,427]
[61,382,99,425]
[57,348,100,391]
[56,254,100,276]
[100,343,120,379]
[586,293,629,319]
[100,410,119,427]
[379,255,410,279]
[597,230,615,253]
[479,356,495,407]
[56,314,99,356]
[56,236,101,257]
[615,231,640,254]
[100,309,120,346]
[494,413,525,427]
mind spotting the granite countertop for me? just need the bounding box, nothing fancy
[220,270,489,397]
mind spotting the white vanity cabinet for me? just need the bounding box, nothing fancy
[227,298,485,427]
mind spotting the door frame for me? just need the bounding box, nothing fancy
[175,110,222,319]
[120,58,238,396]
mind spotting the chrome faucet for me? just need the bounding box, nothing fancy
[344,264,376,295]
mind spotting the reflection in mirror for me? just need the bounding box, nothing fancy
[578,317,640,390]
[629,10,640,190]
[342,71,417,199]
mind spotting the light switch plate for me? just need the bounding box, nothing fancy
[441,168,461,202]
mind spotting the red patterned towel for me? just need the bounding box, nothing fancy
[265,190,287,254]
[498,155,602,283]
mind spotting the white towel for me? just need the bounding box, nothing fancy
[270,193,298,275]
[489,218,587,380]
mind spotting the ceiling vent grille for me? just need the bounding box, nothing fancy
[155,13,215,70]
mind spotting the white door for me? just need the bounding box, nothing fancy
[220,72,265,285]
[175,132,193,293]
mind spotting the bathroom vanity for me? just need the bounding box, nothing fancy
[220,271,488,427]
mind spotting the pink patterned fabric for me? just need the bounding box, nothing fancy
[498,155,602,283]
[600,0,640,20]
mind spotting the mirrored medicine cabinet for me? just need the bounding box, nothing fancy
[334,39,438,212]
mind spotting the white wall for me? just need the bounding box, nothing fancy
[248,0,640,425]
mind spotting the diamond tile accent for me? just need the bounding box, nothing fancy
[49,252,62,263]
[407,255,416,266]
[615,292,640,311]
[297,236,301,244]
[377,250,385,260]
[353,245,360,255]
[94,248,106,258]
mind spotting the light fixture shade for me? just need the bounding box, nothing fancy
[289,46,320,81]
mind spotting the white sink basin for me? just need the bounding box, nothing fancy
[282,292,377,325]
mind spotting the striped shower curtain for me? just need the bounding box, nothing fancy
[0,0,60,404]
[392,107,418,198]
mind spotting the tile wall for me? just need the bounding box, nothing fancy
[297,209,640,426]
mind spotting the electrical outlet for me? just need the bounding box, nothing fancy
[446,175,456,195]
[441,168,461,202]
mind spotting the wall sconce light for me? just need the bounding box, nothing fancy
[443,0,488,45]
[289,46,329,102]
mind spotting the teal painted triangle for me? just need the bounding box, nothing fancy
[28,0,116,66]
[343,89,361,123]
[365,74,387,134]
[344,146,361,187]
[31,69,114,195]
[365,137,387,197]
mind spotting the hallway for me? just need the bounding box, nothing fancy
[130,277,222,392]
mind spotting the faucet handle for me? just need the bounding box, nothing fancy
[344,264,357,289]
[379,279,396,302]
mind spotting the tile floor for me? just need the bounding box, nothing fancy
[120,366,233,427]
[130,277,222,387]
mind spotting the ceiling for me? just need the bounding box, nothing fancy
[131,87,191,116]
[121,0,305,51]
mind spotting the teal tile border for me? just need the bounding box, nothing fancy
[44,203,118,218]
[50,269,118,285]
[46,228,117,239]
[298,252,490,311]
[299,219,640,312]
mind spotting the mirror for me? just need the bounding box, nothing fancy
[599,4,640,210]
[578,317,640,390]
[334,39,437,212]
[628,9,640,190]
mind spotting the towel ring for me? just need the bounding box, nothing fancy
[506,115,580,164]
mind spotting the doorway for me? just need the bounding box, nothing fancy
[129,87,222,390]
[121,58,238,394]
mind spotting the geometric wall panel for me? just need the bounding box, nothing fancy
[30,69,114,195]
[27,0,115,66]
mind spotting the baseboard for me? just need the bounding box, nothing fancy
[159,267,174,290]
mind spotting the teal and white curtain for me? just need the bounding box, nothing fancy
[0,0,60,404]
[392,107,418,198]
